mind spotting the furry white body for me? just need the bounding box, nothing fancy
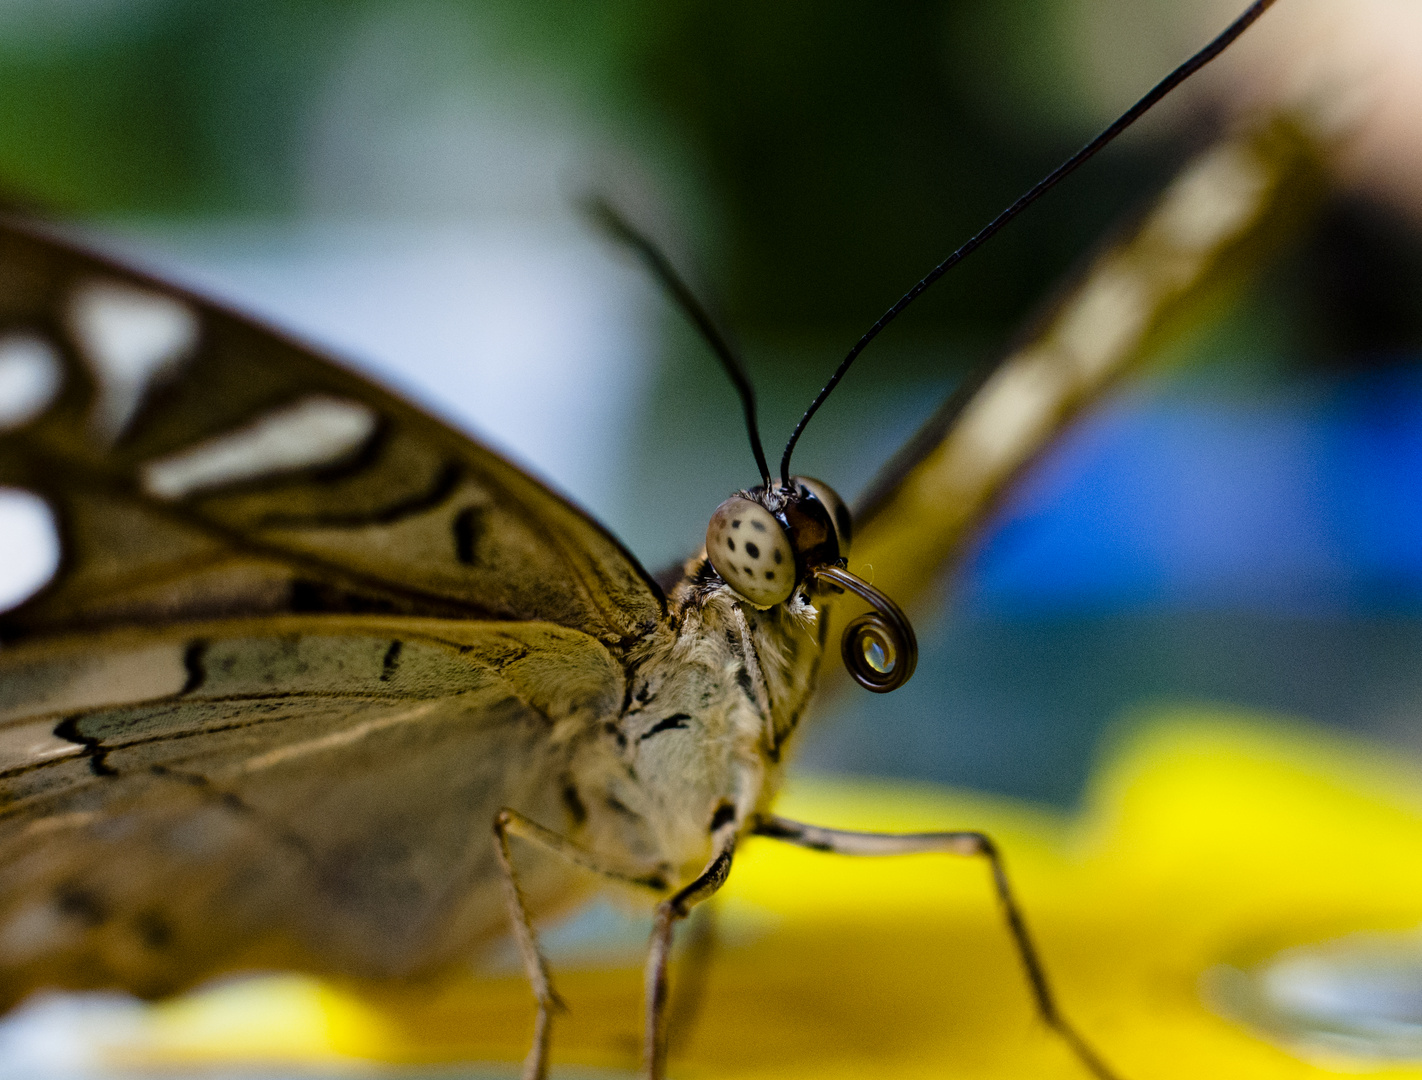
[563,578,825,893]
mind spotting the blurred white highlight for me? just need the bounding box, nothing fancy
[68,280,198,440]
[0,335,61,430]
[0,489,58,613]
[0,992,141,1079]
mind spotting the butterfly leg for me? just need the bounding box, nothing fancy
[644,842,735,1080]
[751,816,1122,1080]
[494,809,672,1080]
[664,901,718,1057]
[493,810,567,1080]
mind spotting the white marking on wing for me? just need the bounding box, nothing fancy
[0,721,84,771]
[1056,261,1150,380]
[0,643,188,724]
[0,489,59,614]
[68,279,199,439]
[1153,142,1269,256]
[0,335,61,430]
[961,348,1065,477]
[236,700,441,775]
[141,395,378,500]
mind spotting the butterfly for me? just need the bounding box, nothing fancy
[0,4,1278,1079]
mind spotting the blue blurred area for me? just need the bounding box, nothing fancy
[965,366,1422,616]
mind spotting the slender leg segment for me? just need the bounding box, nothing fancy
[645,843,735,1080]
[493,810,668,1080]
[493,811,568,1080]
[665,902,719,1058]
[752,816,1121,1080]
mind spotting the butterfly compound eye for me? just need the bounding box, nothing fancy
[791,476,851,556]
[706,496,795,607]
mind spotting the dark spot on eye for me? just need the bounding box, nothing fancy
[750,520,767,532]
[765,571,775,580]
[732,519,741,528]
[55,884,106,926]
[745,541,760,558]
[727,538,735,551]
[710,802,737,832]
[136,910,173,950]
[773,549,783,564]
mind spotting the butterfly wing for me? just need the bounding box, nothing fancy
[0,216,664,645]
[0,616,623,1006]
[0,219,664,1004]
[841,128,1310,631]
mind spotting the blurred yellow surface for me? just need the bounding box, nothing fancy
[104,709,1422,1077]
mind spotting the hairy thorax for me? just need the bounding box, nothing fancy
[563,560,829,889]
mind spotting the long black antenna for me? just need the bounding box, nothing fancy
[779,0,1279,487]
[587,197,773,489]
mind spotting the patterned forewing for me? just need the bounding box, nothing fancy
[0,617,623,1006]
[0,218,664,644]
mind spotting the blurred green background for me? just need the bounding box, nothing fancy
[3,0,1422,808]
[0,0,1167,327]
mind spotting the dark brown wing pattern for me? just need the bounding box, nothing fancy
[0,216,665,645]
[0,218,655,1005]
[0,617,623,1005]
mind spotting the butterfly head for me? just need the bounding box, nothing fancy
[705,478,914,693]
[705,477,848,608]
